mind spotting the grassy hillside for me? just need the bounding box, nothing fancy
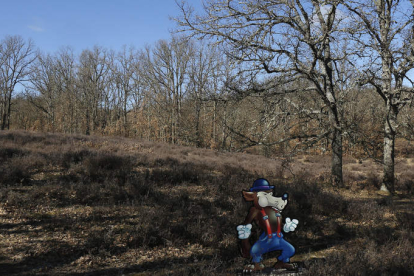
[0,130,413,275]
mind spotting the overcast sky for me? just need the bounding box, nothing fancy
[0,0,203,54]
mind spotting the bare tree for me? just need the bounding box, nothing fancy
[112,46,141,136]
[27,52,59,131]
[345,0,414,193]
[187,43,225,147]
[55,47,78,133]
[77,46,112,135]
[0,35,36,130]
[142,36,194,144]
[176,0,351,186]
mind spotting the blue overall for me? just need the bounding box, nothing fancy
[250,231,295,263]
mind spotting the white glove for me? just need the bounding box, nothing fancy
[283,218,299,233]
[237,224,252,239]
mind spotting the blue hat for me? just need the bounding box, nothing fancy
[249,178,274,192]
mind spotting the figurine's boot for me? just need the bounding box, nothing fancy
[274,261,298,271]
[243,263,264,272]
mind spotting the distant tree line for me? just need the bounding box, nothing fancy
[1,0,414,193]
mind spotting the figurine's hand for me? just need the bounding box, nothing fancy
[283,218,299,233]
[237,224,252,239]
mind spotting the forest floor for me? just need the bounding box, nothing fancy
[0,130,413,275]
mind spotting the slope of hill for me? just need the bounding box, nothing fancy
[0,130,413,275]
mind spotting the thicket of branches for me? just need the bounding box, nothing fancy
[1,0,414,192]
[175,0,414,191]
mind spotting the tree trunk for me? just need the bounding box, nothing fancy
[331,126,343,187]
[1,91,6,130]
[381,102,398,193]
[380,42,395,193]
[85,107,91,136]
[1,113,6,130]
[124,93,128,136]
[6,90,12,130]
[320,30,344,187]
[171,104,175,144]
[221,105,227,150]
[212,99,217,146]
[195,98,201,147]
[1,95,7,130]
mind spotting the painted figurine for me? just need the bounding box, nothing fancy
[237,178,299,272]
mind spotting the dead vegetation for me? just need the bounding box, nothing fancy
[0,130,413,275]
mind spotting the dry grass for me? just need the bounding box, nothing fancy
[0,130,414,275]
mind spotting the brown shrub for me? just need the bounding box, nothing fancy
[0,147,26,161]
[1,189,30,207]
[0,156,32,185]
[346,201,386,223]
[397,179,414,195]
[396,170,414,195]
[61,149,96,169]
[343,156,357,164]
[396,212,414,231]
[307,232,414,275]
[2,130,414,275]
[364,172,382,190]
[149,161,202,185]
[83,153,135,184]
[395,139,414,157]
[343,171,366,185]
[269,174,348,218]
[84,228,117,256]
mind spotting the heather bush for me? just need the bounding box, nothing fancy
[365,172,381,190]
[85,228,117,255]
[153,157,180,167]
[343,171,366,185]
[0,157,32,185]
[61,149,95,169]
[126,207,171,248]
[1,130,414,276]
[395,139,414,157]
[396,211,414,231]
[396,171,414,195]
[149,162,201,185]
[398,179,414,195]
[0,130,45,145]
[2,189,30,207]
[346,201,386,223]
[84,153,134,183]
[269,174,348,218]
[307,231,414,275]
[0,147,26,160]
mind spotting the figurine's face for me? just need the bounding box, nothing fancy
[256,191,287,212]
